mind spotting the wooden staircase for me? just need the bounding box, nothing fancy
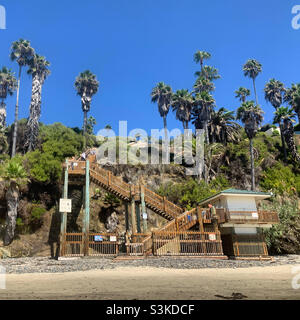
[67,160,184,221]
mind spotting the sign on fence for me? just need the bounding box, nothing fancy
[208,234,216,241]
[110,236,117,242]
[59,199,72,213]
[94,235,103,242]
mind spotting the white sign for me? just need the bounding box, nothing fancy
[110,236,117,242]
[142,213,148,220]
[59,199,72,213]
[252,212,259,219]
[208,234,216,241]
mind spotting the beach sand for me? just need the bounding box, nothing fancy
[0,264,299,300]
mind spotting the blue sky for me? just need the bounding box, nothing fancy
[0,0,300,135]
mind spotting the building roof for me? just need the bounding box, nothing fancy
[198,188,272,206]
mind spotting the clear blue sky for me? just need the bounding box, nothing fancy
[1,0,299,135]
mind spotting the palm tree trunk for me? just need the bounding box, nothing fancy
[250,138,255,191]
[25,74,42,152]
[83,110,87,150]
[11,66,22,158]
[0,99,6,129]
[253,78,258,106]
[4,182,19,246]
[163,116,169,164]
[279,123,287,162]
[282,119,300,163]
[204,121,210,144]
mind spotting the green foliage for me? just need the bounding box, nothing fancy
[157,176,230,210]
[260,162,299,196]
[103,192,121,207]
[262,196,300,254]
[0,156,29,186]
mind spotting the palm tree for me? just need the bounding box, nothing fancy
[194,51,211,75]
[264,79,287,160]
[274,107,300,163]
[284,83,300,124]
[0,158,29,245]
[237,101,264,191]
[243,59,262,106]
[24,54,50,152]
[195,66,220,81]
[192,91,215,143]
[208,107,241,144]
[235,87,251,103]
[193,77,215,94]
[151,82,173,141]
[172,89,193,130]
[0,67,17,129]
[75,70,99,150]
[10,39,35,157]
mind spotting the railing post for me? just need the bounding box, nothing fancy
[83,160,90,256]
[163,197,167,213]
[60,160,69,257]
[140,185,147,233]
[197,207,204,233]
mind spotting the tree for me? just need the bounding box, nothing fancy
[237,101,264,190]
[24,54,50,152]
[86,116,96,135]
[274,107,300,163]
[75,70,99,150]
[243,59,262,106]
[151,82,173,141]
[172,89,193,129]
[264,79,287,161]
[284,83,300,124]
[10,39,35,157]
[195,66,220,81]
[194,51,211,75]
[208,107,241,144]
[0,67,17,129]
[193,77,215,94]
[0,157,29,245]
[235,87,251,103]
[192,91,215,143]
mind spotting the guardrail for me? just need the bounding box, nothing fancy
[222,210,279,224]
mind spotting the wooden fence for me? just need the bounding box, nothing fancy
[152,231,224,256]
[233,234,268,257]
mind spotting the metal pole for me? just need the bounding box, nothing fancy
[60,160,68,257]
[131,198,137,234]
[136,203,141,234]
[125,202,130,232]
[140,185,147,233]
[83,160,90,256]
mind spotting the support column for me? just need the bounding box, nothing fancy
[136,203,141,233]
[60,160,68,257]
[140,185,147,233]
[125,202,130,232]
[130,185,137,235]
[83,160,90,256]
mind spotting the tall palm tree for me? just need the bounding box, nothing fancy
[235,87,251,103]
[10,39,35,157]
[172,89,193,129]
[193,77,215,94]
[284,83,300,124]
[192,91,215,143]
[0,159,29,245]
[237,101,264,191]
[208,107,241,144]
[24,54,50,152]
[0,67,17,129]
[194,51,211,75]
[274,107,300,163]
[195,66,220,81]
[264,79,287,160]
[75,70,99,150]
[151,82,173,142]
[243,59,262,106]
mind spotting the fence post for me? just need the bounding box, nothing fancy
[60,160,69,257]
[83,160,90,256]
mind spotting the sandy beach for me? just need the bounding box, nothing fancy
[0,264,299,300]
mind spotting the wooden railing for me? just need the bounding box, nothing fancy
[221,210,279,224]
[152,231,224,256]
[67,160,184,220]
